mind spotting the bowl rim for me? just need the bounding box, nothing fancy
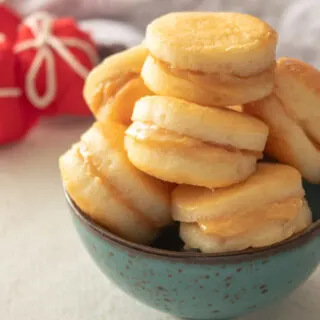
[66,191,320,264]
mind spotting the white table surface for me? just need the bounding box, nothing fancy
[1,118,319,320]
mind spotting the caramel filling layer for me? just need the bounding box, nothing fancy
[126,122,262,158]
[76,144,156,228]
[198,197,303,238]
[90,72,139,113]
[152,55,275,85]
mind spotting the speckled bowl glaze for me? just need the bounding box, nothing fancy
[66,181,320,320]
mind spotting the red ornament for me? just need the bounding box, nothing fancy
[15,12,99,117]
[0,4,21,43]
[0,34,37,145]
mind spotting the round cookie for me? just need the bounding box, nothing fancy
[59,121,172,244]
[244,58,320,183]
[142,12,277,106]
[173,163,312,253]
[84,45,153,125]
[125,96,269,188]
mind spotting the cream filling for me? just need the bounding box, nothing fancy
[151,55,275,87]
[198,197,303,238]
[126,121,262,157]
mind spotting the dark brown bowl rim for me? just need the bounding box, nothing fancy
[66,191,320,264]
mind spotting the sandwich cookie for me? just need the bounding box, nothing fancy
[173,163,312,253]
[59,121,172,244]
[125,96,269,188]
[244,58,320,183]
[84,45,153,125]
[142,12,277,106]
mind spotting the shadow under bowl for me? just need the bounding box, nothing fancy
[66,182,320,320]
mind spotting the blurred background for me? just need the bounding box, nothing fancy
[8,0,320,68]
[1,3,319,320]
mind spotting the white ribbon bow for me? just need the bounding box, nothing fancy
[14,12,99,109]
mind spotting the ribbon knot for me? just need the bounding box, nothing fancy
[34,14,53,48]
[14,12,98,109]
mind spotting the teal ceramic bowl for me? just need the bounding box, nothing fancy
[66,181,320,320]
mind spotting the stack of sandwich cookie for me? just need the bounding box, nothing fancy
[126,11,274,189]
[59,11,314,253]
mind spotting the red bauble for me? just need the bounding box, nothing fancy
[15,12,98,117]
[0,36,37,145]
[0,4,21,43]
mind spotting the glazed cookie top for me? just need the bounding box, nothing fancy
[145,12,277,76]
[83,45,148,106]
[172,163,304,222]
